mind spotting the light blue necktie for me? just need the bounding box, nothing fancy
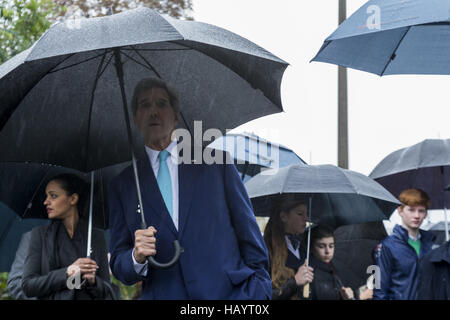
[157,150,173,217]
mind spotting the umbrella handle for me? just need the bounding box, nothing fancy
[147,240,184,269]
[303,283,310,298]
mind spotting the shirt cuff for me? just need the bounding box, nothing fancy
[132,248,148,277]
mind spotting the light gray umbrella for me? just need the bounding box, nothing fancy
[245,164,399,223]
[245,163,399,298]
[0,8,288,269]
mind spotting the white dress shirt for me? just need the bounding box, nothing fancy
[132,140,180,276]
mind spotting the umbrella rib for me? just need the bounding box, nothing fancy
[126,41,199,137]
[120,50,156,74]
[121,47,192,52]
[128,46,162,78]
[380,26,411,76]
[0,53,77,130]
[310,40,331,63]
[98,52,115,78]
[22,165,54,218]
[170,40,286,112]
[178,110,193,139]
[47,52,108,74]
[84,50,109,172]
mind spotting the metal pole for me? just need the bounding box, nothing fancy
[338,0,348,169]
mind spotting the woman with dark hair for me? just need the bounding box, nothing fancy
[309,225,372,300]
[22,173,113,300]
[263,194,314,300]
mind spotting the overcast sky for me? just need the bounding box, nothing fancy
[192,0,450,176]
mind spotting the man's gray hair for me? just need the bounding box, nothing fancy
[131,77,180,115]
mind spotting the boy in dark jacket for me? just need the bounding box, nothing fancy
[373,189,435,300]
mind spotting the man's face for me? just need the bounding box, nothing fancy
[398,205,427,231]
[133,87,178,147]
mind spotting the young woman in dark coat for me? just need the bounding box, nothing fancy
[263,194,314,300]
[22,173,113,300]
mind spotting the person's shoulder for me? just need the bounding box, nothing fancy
[380,234,395,247]
[27,224,50,244]
[109,163,135,186]
[199,147,232,167]
[31,224,50,235]
[419,229,436,244]
[423,241,449,263]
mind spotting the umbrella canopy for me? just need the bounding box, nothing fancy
[333,221,388,289]
[369,139,450,209]
[0,162,127,228]
[0,203,49,272]
[0,8,287,268]
[245,164,400,227]
[0,7,288,172]
[428,221,450,232]
[208,132,306,181]
[312,0,450,76]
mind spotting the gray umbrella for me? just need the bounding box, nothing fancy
[245,164,400,224]
[245,163,399,298]
[369,139,450,241]
[0,8,288,268]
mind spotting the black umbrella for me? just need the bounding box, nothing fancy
[245,164,400,297]
[0,162,127,224]
[333,221,388,289]
[369,139,450,241]
[0,162,127,257]
[0,8,287,268]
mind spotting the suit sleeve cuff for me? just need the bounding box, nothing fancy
[132,248,148,277]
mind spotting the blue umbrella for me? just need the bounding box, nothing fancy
[0,202,49,272]
[312,0,450,76]
[208,132,306,182]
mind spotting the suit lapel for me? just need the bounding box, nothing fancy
[136,157,178,237]
[177,159,201,238]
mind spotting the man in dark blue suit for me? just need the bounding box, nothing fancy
[108,78,271,299]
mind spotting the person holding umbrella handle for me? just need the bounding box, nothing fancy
[263,194,314,299]
[22,174,112,300]
[108,78,271,300]
[133,227,157,264]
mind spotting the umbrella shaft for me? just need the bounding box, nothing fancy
[113,48,147,229]
[86,172,94,257]
[305,196,312,267]
[445,207,449,242]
